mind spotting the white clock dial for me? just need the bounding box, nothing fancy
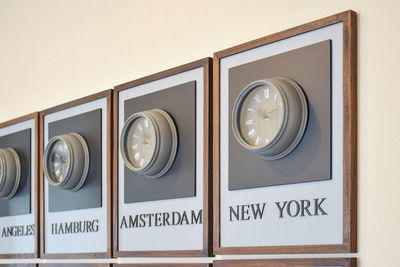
[239,84,284,147]
[125,117,156,169]
[47,139,71,184]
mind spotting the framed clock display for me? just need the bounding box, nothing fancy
[214,258,356,267]
[40,90,112,258]
[114,58,212,257]
[213,11,357,254]
[0,112,39,258]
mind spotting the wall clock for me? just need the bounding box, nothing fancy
[120,109,178,178]
[232,77,308,160]
[0,148,21,199]
[43,133,89,191]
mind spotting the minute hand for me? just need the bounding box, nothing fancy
[266,106,279,115]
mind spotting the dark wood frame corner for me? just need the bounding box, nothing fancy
[39,90,113,259]
[213,258,357,267]
[213,10,357,254]
[0,112,40,259]
[113,58,213,257]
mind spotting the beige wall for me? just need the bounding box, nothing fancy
[0,0,399,266]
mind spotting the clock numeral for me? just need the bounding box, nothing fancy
[254,95,261,103]
[248,108,256,112]
[132,144,138,149]
[246,119,254,125]
[264,88,269,99]
[134,152,140,160]
[248,128,255,138]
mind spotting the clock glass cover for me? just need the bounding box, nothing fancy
[239,83,284,147]
[125,117,156,169]
[47,139,71,184]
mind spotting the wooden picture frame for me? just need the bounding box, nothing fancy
[213,10,357,254]
[214,258,356,267]
[114,265,211,267]
[113,58,213,257]
[39,90,113,259]
[39,265,109,267]
[0,112,40,259]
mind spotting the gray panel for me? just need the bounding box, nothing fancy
[123,81,196,203]
[48,109,102,212]
[0,129,31,216]
[229,40,331,190]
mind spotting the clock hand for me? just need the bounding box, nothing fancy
[266,106,279,114]
[261,106,280,120]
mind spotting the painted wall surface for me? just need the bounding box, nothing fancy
[0,0,399,266]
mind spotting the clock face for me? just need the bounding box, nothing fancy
[47,139,71,184]
[239,84,284,147]
[125,117,156,169]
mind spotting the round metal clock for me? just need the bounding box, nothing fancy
[232,77,308,160]
[0,148,21,199]
[120,109,178,178]
[43,133,90,192]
